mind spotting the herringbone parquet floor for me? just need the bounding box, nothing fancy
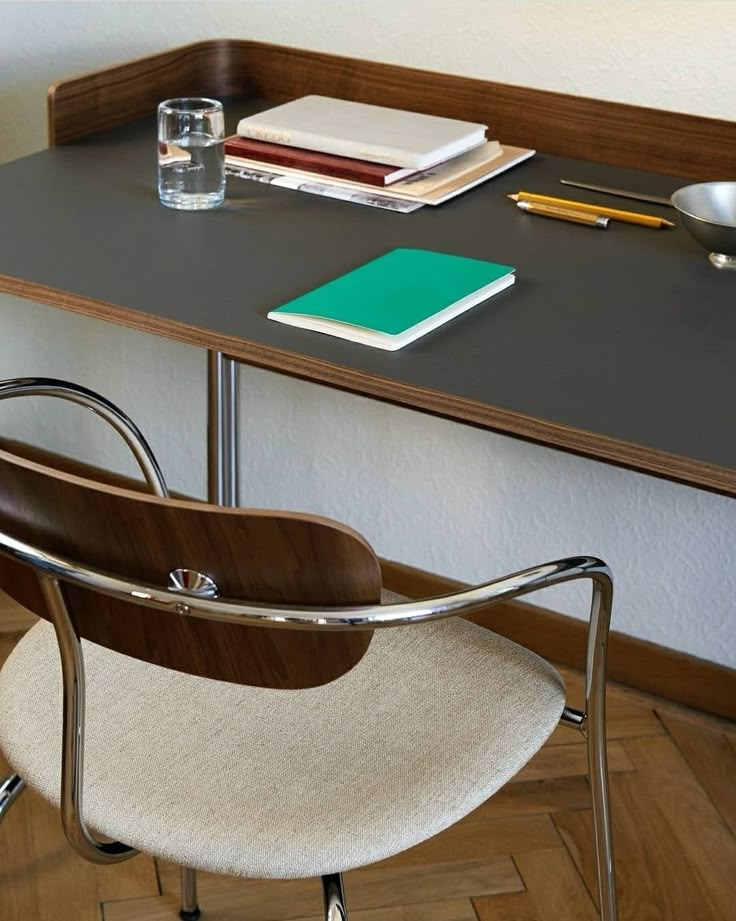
[0,595,734,921]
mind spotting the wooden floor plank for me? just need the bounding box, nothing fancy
[476,848,598,921]
[554,770,721,921]
[545,710,664,745]
[0,757,158,921]
[470,775,592,820]
[149,858,522,921]
[471,891,541,921]
[288,900,481,921]
[369,814,559,867]
[105,895,479,921]
[657,707,736,837]
[622,735,736,921]
[513,740,633,783]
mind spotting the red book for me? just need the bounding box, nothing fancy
[223,135,422,187]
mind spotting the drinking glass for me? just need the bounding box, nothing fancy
[157,98,225,210]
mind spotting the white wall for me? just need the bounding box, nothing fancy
[1,1,735,668]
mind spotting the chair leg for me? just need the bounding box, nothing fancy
[321,873,348,921]
[586,706,618,921]
[0,773,25,826]
[179,866,201,921]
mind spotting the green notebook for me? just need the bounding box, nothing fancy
[267,248,515,351]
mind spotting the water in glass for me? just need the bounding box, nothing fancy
[158,98,225,210]
[158,134,225,210]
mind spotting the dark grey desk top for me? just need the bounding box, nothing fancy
[1,101,735,496]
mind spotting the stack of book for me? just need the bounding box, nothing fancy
[224,95,534,213]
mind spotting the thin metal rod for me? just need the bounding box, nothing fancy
[224,355,239,507]
[38,575,137,864]
[0,377,168,497]
[207,350,225,505]
[560,179,675,208]
[559,706,586,732]
[322,873,347,921]
[207,351,239,507]
[0,773,25,824]
[585,572,618,921]
[179,866,201,921]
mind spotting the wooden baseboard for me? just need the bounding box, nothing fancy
[1,436,733,720]
[380,558,736,721]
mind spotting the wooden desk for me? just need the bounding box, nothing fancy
[1,40,736,499]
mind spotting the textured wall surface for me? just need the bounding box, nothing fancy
[1,1,735,667]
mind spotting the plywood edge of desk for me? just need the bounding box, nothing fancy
[47,39,736,181]
[2,272,734,500]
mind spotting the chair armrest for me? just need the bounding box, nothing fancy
[7,541,612,868]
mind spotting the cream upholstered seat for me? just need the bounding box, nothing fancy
[0,379,617,921]
[0,610,564,879]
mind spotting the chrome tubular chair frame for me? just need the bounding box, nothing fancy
[39,575,138,863]
[179,866,200,921]
[0,773,25,822]
[0,379,182,878]
[322,872,348,921]
[0,377,169,499]
[0,524,618,921]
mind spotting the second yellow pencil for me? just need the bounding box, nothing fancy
[510,192,674,229]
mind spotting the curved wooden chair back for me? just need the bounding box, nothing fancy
[0,448,381,688]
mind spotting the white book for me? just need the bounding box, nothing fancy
[236,95,487,169]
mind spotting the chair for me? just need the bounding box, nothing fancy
[0,378,618,921]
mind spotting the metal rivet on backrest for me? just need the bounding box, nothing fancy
[168,568,219,598]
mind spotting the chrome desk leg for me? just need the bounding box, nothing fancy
[202,351,239,913]
[179,866,200,921]
[322,873,348,921]
[0,773,25,825]
[207,350,239,507]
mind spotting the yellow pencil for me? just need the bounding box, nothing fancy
[509,192,674,229]
[514,200,609,228]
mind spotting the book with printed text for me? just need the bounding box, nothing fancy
[225,142,530,212]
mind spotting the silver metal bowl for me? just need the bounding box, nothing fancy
[671,181,736,269]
